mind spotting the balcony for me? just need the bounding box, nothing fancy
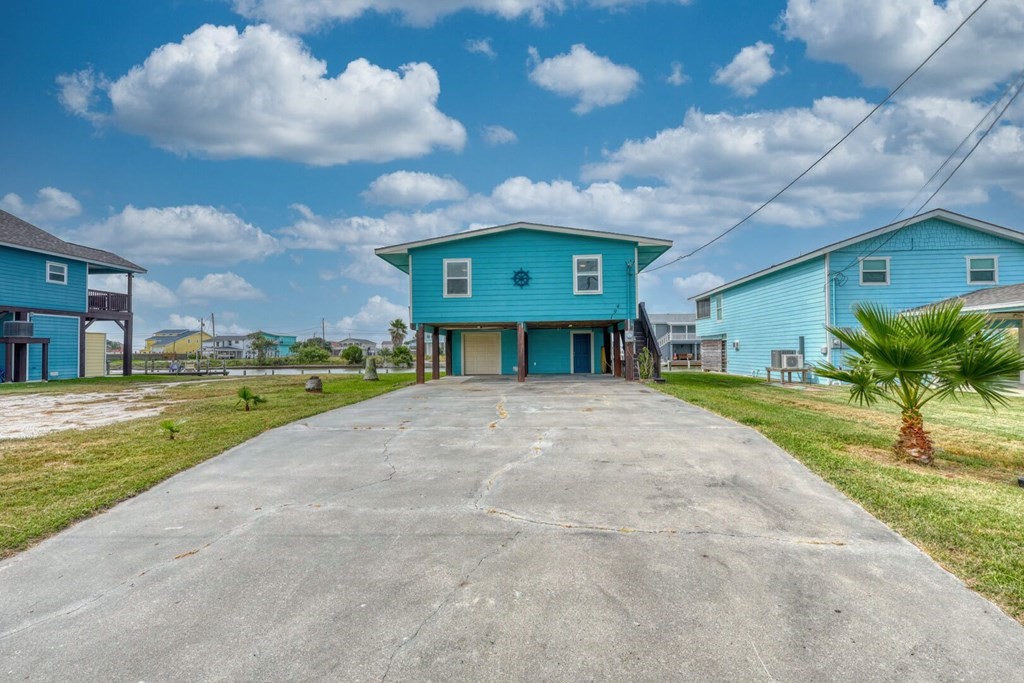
[88,289,130,313]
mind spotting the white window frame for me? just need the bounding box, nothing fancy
[859,256,890,286]
[46,261,68,285]
[573,254,603,295]
[714,294,723,321]
[966,255,998,285]
[443,258,472,298]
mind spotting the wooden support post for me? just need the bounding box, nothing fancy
[445,330,453,376]
[517,322,527,383]
[124,273,134,376]
[431,327,440,380]
[78,317,87,379]
[41,341,49,381]
[613,327,621,377]
[624,330,635,381]
[5,341,14,382]
[415,325,425,384]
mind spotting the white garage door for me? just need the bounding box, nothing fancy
[463,332,501,375]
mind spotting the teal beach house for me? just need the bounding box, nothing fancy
[376,222,672,382]
[692,209,1024,383]
[0,210,144,382]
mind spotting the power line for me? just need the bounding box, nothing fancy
[831,67,1024,279]
[646,0,992,274]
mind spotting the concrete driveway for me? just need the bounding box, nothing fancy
[2,377,1022,681]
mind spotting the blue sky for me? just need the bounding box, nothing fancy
[3,0,1023,347]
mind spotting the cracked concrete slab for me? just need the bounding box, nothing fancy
[1,376,1022,681]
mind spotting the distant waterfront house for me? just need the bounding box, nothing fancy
[648,313,701,362]
[376,221,671,382]
[692,209,1024,382]
[1,209,144,382]
[202,334,250,359]
[334,337,378,357]
[145,329,210,356]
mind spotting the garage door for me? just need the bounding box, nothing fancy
[463,332,501,375]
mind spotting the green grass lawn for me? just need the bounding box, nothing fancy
[656,372,1024,623]
[0,374,413,558]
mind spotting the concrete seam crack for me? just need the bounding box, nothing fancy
[380,530,521,681]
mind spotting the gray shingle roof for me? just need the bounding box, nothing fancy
[916,283,1024,311]
[0,209,145,273]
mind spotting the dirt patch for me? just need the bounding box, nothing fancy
[0,386,177,440]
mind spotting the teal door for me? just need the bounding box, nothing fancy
[572,333,591,374]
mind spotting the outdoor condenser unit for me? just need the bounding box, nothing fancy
[2,321,33,337]
[780,353,804,369]
[770,349,797,368]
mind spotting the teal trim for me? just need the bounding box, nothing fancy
[0,246,87,312]
[28,314,80,380]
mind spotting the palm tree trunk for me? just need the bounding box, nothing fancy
[896,409,934,465]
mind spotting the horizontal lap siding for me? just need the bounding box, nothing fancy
[0,246,87,311]
[411,230,636,324]
[28,314,79,380]
[829,219,1024,365]
[527,329,570,374]
[697,257,827,380]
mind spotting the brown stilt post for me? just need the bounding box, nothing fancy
[78,317,87,379]
[517,322,527,383]
[431,327,440,380]
[415,325,426,384]
[613,326,622,377]
[624,327,635,381]
[445,330,453,376]
[124,273,134,376]
[41,342,49,381]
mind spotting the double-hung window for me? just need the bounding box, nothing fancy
[859,257,889,285]
[573,255,602,294]
[967,256,997,284]
[444,258,471,297]
[696,298,711,320]
[46,261,67,285]
[714,294,723,321]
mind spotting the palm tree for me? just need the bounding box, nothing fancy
[816,301,1024,465]
[388,318,408,348]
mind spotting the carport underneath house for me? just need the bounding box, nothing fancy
[375,221,673,383]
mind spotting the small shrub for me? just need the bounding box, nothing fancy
[160,419,182,440]
[637,347,654,381]
[237,386,267,411]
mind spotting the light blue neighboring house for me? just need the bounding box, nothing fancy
[0,210,145,382]
[376,221,672,382]
[692,209,1024,383]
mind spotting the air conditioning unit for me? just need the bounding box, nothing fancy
[780,353,804,369]
[770,349,797,368]
[3,321,33,337]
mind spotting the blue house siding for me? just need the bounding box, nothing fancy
[411,230,637,324]
[694,212,1024,383]
[0,246,87,312]
[27,314,80,380]
[829,217,1024,332]
[696,256,828,379]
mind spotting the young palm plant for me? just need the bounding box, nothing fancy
[816,301,1024,465]
[236,386,267,411]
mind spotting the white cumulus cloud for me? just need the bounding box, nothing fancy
[673,272,725,300]
[483,125,519,145]
[712,41,777,97]
[363,171,468,207]
[232,0,693,32]
[782,0,1024,98]
[178,272,266,301]
[667,61,690,86]
[1,187,82,223]
[89,274,178,308]
[333,295,408,341]
[68,205,281,266]
[465,38,496,58]
[528,44,641,114]
[57,24,466,165]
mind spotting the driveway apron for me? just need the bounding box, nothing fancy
[2,377,1022,681]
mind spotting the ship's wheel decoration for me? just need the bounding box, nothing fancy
[512,268,531,288]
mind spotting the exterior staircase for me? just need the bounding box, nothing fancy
[633,302,665,382]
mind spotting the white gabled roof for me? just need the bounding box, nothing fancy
[689,209,1024,301]
[375,220,672,273]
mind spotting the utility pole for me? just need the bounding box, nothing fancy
[322,317,326,341]
[199,316,205,365]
